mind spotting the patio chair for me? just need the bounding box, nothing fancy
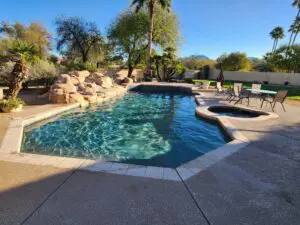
[252,83,261,90]
[227,83,243,101]
[249,83,262,101]
[215,82,226,96]
[229,85,250,105]
[260,90,288,112]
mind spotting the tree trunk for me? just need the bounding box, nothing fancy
[82,52,88,63]
[292,31,298,45]
[274,39,279,51]
[155,60,161,81]
[272,40,276,52]
[128,66,134,78]
[288,9,300,49]
[147,0,155,77]
[288,32,294,47]
[7,61,27,99]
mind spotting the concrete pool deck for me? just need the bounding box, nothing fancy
[0,87,300,224]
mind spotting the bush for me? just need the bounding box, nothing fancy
[0,60,60,87]
[63,61,97,72]
[28,60,59,86]
[0,62,14,86]
[0,97,25,112]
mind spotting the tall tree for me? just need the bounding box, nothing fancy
[0,21,51,58]
[217,52,252,72]
[288,0,300,47]
[270,27,285,52]
[55,17,104,63]
[291,17,300,44]
[265,44,300,72]
[131,0,172,76]
[108,7,179,77]
[108,10,148,77]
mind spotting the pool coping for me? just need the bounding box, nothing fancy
[0,83,276,181]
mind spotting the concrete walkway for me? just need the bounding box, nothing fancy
[0,92,300,225]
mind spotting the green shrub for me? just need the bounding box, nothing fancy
[0,62,14,86]
[63,61,97,72]
[0,97,25,111]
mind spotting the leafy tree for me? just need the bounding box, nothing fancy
[0,40,39,98]
[152,4,179,50]
[217,52,252,72]
[153,47,185,81]
[270,27,285,52]
[0,21,51,58]
[265,44,300,72]
[180,57,216,70]
[108,7,179,77]
[251,58,269,72]
[55,17,104,63]
[131,0,172,76]
[108,10,148,77]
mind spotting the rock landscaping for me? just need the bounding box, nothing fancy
[49,70,132,106]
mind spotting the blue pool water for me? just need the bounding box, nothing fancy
[22,92,228,167]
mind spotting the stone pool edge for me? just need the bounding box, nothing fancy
[0,83,272,182]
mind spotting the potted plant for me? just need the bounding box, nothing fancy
[0,98,25,113]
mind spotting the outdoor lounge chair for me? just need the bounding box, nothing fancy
[260,90,288,112]
[229,85,250,105]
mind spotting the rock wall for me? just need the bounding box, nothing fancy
[49,70,133,106]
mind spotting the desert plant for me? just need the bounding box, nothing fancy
[0,97,25,112]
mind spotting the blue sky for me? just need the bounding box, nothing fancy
[0,0,297,59]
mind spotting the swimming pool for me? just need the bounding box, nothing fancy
[22,92,228,168]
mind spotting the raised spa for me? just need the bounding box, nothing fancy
[208,106,268,118]
[22,91,229,168]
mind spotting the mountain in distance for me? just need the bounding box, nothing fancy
[248,57,260,61]
[181,54,210,60]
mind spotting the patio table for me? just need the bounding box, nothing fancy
[246,89,277,95]
[245,89,277,106]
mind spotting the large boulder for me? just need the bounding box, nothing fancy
[83,94,98,104]
[57,74,71,84]
[69,93,88,107]
[48,70,126,106]
[71,70,90,83]
[123,77,133,85]
[98,76,113,89]
[115,74,125,85]
[69,76,80,85]
[52,83,77,94]
[49,88,69,104]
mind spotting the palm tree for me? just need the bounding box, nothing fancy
[292,17,300,44]
[131,0,171,76]
[270,27,285,52]
[289,0,300,47]
[0,40,39,99]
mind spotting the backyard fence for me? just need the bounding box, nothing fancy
[208,69,300,86]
